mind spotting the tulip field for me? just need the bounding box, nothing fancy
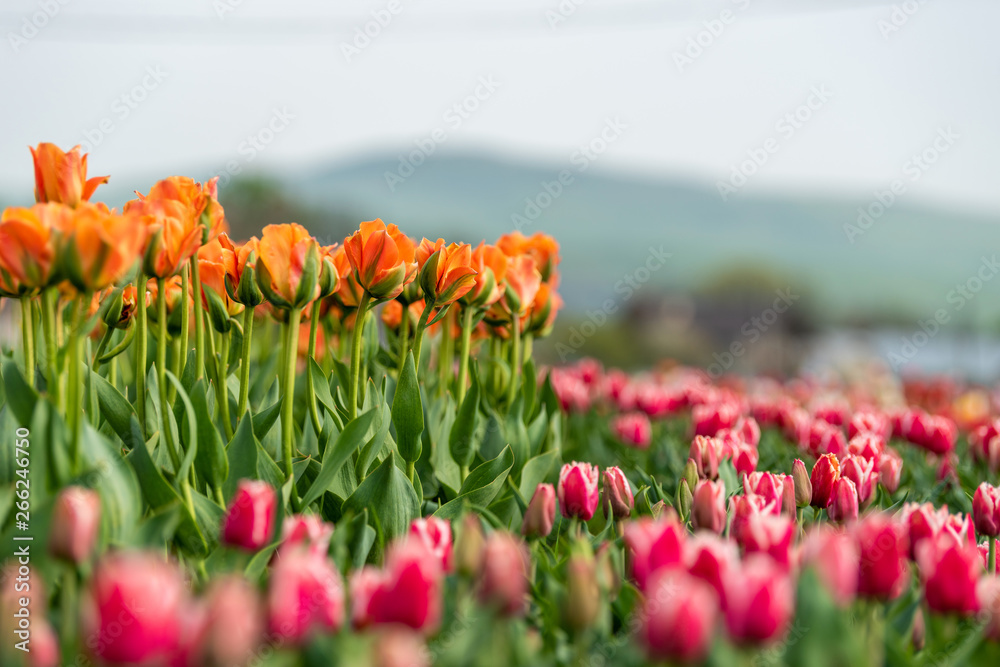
[2,144,1000,667]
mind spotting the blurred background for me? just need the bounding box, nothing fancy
[2,0,997,378]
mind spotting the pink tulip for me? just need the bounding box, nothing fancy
[191,576,263,667]
[611,412,652,449]
[222,480,277,552]
[372,626,431,667]
[641,570,718,662]
[478,532,531,617]
[799,527,859,606]
[916,534,981,615]
[827,477,859,523]
[847,432,884,462]
[978,539,999,574]
[792,458,812,507]
[848,409,890,441]
[739,512,795,568]
[744,472,793,516]
[689,435,722,480]
[367,539,444,632]
[30,622,59,667]
[623,517,685,591]
[854,514,909,600]
[349,567,384,630]
[729,494,772,545]
[878,449,903,494]
[723,554,794,644]
[684,533,738,604]
[692,400,740,437]
[973,483,1000,537]
[268,548,344,643]
[970,420,1000,472]
[83,552,186,665]
[809,454,840,509]
[903,503,976,560]
[979,576,1000,641]
[732,443,759,477]
[601,466,634,520]
[807,420,846,458]
[557,462,599,520]
[280,514,334,557]
[734,416,761,447]
[48,486,101,563]
[691,479,726,534]
[410,517,453,572]
[840,455,877,507]
[522,483,556,538]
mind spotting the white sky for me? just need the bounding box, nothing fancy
[1,0,997,213]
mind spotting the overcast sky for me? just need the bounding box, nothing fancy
[1,0,997,213]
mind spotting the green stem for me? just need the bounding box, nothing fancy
[237,306,254,418]
[411,300,433,377]
[91,325,114,370]
[60,570,77,657]
[348,293,372,420]
[109,356,118,389]
[20,296,34,388]
[457,306,474,404]
[218,328,234,440]
[396,302,410,376]
[280,307,302,502]
[41,289,61,409]
[156,278,181,471]
[171,263,191,401]
[406,460,415,484]
[506,318,521,407]
[191,258,205,380]
[990,538,996,575]
[135,275,148,435]
[67,296,87,473]
[438,307,455,392]
[522,332,533,366]
[306,303,322,436]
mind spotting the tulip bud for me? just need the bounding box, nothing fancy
[48,486,100,564]
[854,514,909,600]
[410,517,453,572]
[973,483,1000,537]
[722,554,794,645]
[595,542,620,599]
[623,517,685,592]
[344,219,418,301]
[827,477,859,523]
[372,627,431,667]
[691,480,726,534]
[683,457,699,491]
[197,576,264,667]
[800,527,859,607]
[416,241,478,306]
[564,542,600,633]
[268,548,345,643]
[879,449,903,494]
[558,462,600,521]
[612,412,652,449]
[602,466,634,520]
[912,607,926,651]
[479,532,531,617]
[522,483,556,539]
[809,454,840,509]
[455,514,485,576]
[841,455,877,508]
[677,478,693,522]
[280,514,334,557]
[641,571,718,663]
[222,480,277,552]
[916,534,981,615]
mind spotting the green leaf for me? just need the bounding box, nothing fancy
[434,445,514,520]
[354,381,390,481]
[449,366,480,468]
[91,370,138,443]
[80,421,142,546]
[518,449,559,500]
[391,351,423,464]
[126,418,182,511]
[225,414,259,500]
[309,359,336,415]
[342,452,419,558]
[190,379,229,490]
[301,408,378,508]
[253,400,281,441]
[166,372,198,484]
[1,358,38,427]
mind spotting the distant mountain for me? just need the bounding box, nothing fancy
[279,151,999,326]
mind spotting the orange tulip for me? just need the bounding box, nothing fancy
[343,219,417,301]
[331,245,363,309]
[30,143,109,208]
[198,234,243,319]
[416,238,477,306]
[497,231,560,284]
[58,203,146,292]
[145,276,186,327]
[462,242,508,308]
[255,223,321,310]
[502,255,542,316]
[0,203,71,292]
[526,283,562,337]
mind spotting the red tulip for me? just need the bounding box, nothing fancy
[280,514,334,557]
[478,532,531,617]
[800,527,859,606]
[809,454,840,509]
[222,480,277,552]
[522,483,556,538]
[410,517,453,572]
[691,479,727,534]
[359,539,444,632]
[557,461,599,521]
[641,570,718,663]
[723,554,794,644]
[854,514,909,600]
[48,486,100,564]
[602,466,634,520]
[729,494,772,545]
[692,400,740,438]
[83,552,186,664]
[847,433,884,462]
[970,420,1000,472]
[878,449,903,494]
[739,512,795,568]
[827,477,859,523]
[684,533,738,604]
[268,548,344,643]
[611,411,652,449]
[916,534,981,615]
[732,442,759,477]
[623,517,686,591]
[973,483,1000,537]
